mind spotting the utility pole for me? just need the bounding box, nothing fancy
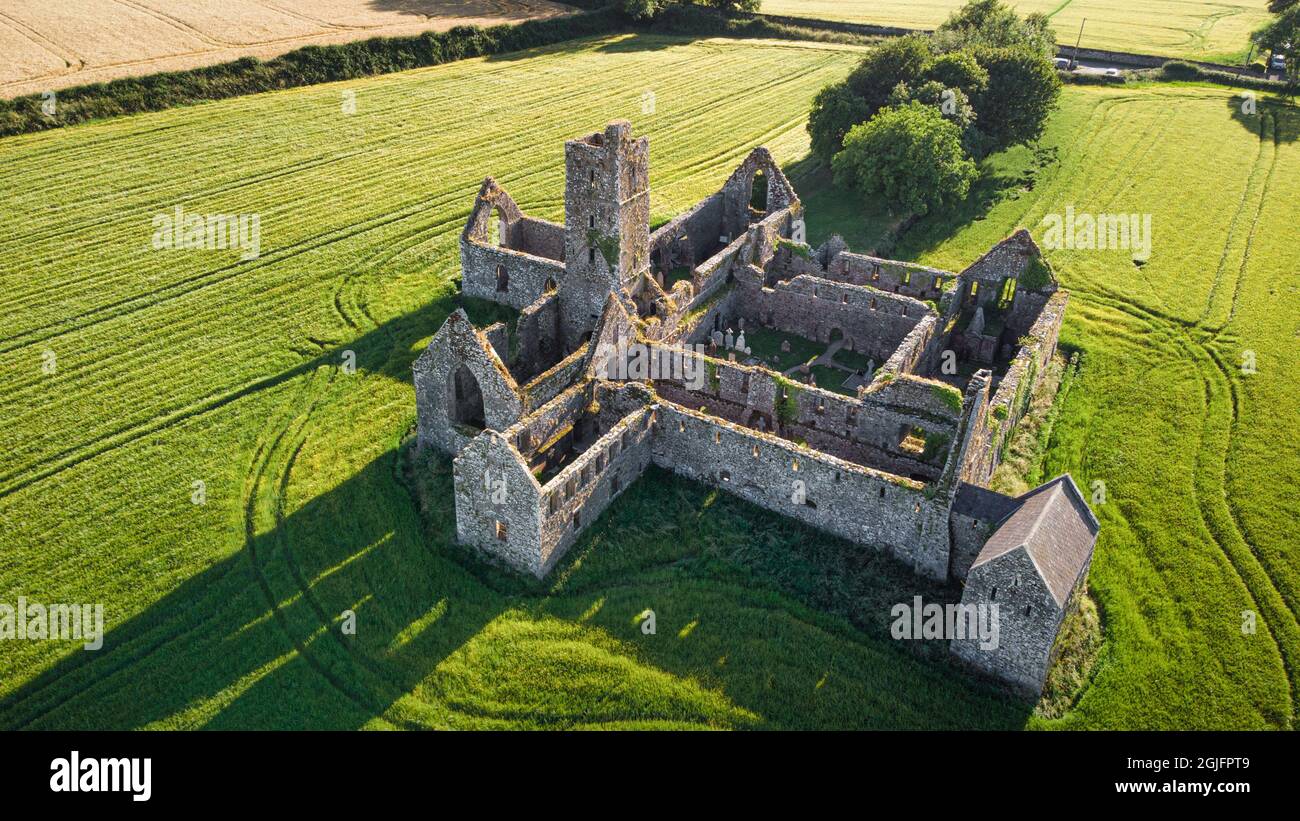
[1071,19,1086,71]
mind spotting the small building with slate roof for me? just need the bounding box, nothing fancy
[951,475,1099,694]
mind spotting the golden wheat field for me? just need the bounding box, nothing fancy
[764,0,1273,62]
[0,0,573,98]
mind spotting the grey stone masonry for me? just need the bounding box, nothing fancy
[413,121,1093,697]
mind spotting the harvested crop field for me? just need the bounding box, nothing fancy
[0,32,1296,730]
[763,0,1273,63]
[0,0,573,99]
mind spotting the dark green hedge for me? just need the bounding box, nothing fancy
[0,8,626,138]
[1154,60,1294,92]
[0,5,879,139]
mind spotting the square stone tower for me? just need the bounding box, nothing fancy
[561,120,650,346]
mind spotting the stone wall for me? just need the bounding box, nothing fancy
[513,217,566,262]
[719,147,798,240]
[951,549,1070,695]
[482,322,510,366]
[880,314,940,376]
[735,273,932,362]
[461,239,567,312]
[637,344,962,479]
[536,405,655,575]
[649,193,724,275]
[948,481,1019,581]
[512,291,563,382]
[413,310,524,454]
[561,121,650,345]
[452,430,543,576]
[649,401,952,579]
[520,343,591,414]
[827,250,953,301]
[969,291,1069,485]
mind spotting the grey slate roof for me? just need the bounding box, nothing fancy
[970,475,1099,608]
[952,481,1021,524]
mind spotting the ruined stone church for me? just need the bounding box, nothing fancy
[413,120,1098,696]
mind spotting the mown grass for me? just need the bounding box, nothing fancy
[763,0,1273,63]
[4,33,1016,730]
[1,32,1296,729]
[899,84,1300,728]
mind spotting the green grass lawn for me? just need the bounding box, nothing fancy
[899,81,1300,728]
[1,31,1296,729]
[763,0,1273,64]
[737,324,824,371]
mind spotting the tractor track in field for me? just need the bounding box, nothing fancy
[0,355,324,499]
[237,363,411,725]
[0,163,522,496]
[238,353,443,728]
[1066,92,1296,720]
[0,556,258,728]
[0,152,564,358]
[0,146,374,257]
[1073,282,1297,723]
[1077,90,1290,636]
[0,195,453,356]
[1199,109,1278,332]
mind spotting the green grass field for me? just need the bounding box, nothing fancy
[763,0,1274,63]
[0,33,1296,729]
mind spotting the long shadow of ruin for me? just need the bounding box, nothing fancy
[0,448,509,730]
[0,280,1032,727]
[3,132,1056,728]
[525,466,1034,729]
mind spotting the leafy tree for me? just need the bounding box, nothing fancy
[620,0,757,17]
[1268,0,1297,13]
[887,80,978,150]
[970,46,1061,152]
[926,50,989,99]
[809,35,935,163]
[621,0,663,19]
[1254,5,1300,74]
[807,80,873,163]
[933,0,1057,58]
[831,101,977,216]
[689,0,760,11]
[846,34,934,108]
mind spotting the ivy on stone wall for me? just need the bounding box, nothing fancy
[1020,254,1054,291]
[931,383,963,414]
[587,229,621,267]
[777,237,812,259]
[921,431,951,464]
[775,376,803,426]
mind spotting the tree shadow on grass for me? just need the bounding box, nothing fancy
[1225,95,1300,143]
[889,146,1059,262]
[783,147,1051,263]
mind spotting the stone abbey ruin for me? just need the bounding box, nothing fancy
[413,121,1098,696]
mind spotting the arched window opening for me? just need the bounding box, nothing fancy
[449,364,486,431]
[488,206,506,247]
[750,169,769,213]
